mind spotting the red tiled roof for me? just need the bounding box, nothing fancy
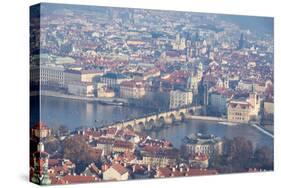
[48,159,60,167]
[121,80,145,88]
[106,127,117,135]
[187,168,218,176]
[190,153,209,161]
[111,163,128,175]
[62,175,96,184]
[50,177,66,185]
[32,122,49,130]
[157,167,172,177]
[171,169,185,177]
[113,140,133,149]
[97,137,115,145]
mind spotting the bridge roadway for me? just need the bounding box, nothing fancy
[101,106,202,131]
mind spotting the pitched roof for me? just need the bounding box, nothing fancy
[187,168,218,176]
[111,163,128,175]
[62,175,96,184]
[32,122,49,130]
[157,167,172,177]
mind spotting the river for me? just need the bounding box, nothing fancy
[31,96,273,149]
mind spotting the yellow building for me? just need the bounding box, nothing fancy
[96,86,115,98]
[32,122,51,138]
[227,100,252,123]
[227,92,260,123]
[64,69,103,85]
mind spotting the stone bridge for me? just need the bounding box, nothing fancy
[105,106,202,132]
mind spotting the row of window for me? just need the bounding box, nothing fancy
[231,117,246,121]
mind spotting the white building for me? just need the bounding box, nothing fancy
[182,133,223,157]
[169,89,193,109]
[40,64,64,88]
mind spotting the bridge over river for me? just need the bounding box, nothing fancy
[102,106,202,132]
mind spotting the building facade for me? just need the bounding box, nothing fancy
[169,89,193,109]
[120,81,146,99]
[182,133,223,157]
[100,73,131,89]
[227,92,260,123]
[209,91,232,115]
[67,82,94,97]
[103,163,129,181]
[40,64,64,88]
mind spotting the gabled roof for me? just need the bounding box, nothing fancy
[111,163,128,175]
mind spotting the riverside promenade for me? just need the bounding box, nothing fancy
[40,90,128,103]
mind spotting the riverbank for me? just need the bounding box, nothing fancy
[187,115,274,138]
[147,119,273,149]
[250,123,274,138]
[186,115,226,122]
[40,90,129,104]
[41,90,93,101]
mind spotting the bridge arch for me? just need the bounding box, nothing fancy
[148,118,155,124]
[144,119,155,130]
[158,116,165,126]
[134,122,144,132]
[126,124,133,131]
[180,112,186,122]
[169,113,176,123]
[189,109,194,115]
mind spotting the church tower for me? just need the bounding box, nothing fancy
[31,142,51,185]
[248,85,260,116]
[249,88,257,108]
[223,76,229,89]
[238,33,245,49]
[197,62,203,82]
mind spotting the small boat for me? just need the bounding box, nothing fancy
[99,100,124,106]
[218,121,238,126]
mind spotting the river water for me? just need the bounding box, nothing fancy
[33,96,273,149]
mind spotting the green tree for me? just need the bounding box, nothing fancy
[63,135,93,165]
[228,137,254,171]
[253,146,273,170]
